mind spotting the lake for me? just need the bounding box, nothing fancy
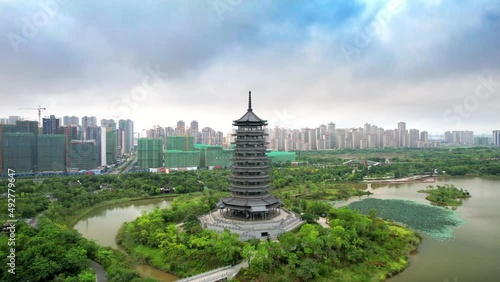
[341,177,500,282]
[74,197,178,281]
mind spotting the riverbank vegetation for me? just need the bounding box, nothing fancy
[0,218,144,282]
[296,147,500,178]
[418,184,471,206]
[118,195,239,277]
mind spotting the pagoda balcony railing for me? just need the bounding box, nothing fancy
[230,194,273,200]
[233,141,267,144]
[230,184,271,190]
[231,165,269,170]
[231,155,269,161]
[234,128,266,132]
[231,175,271,180]
[230,188,271,194]
[231,161,269,166]
[232,158,269,162]
[233,167,269,175]
[232,170,268,174]
[233,155,268,159]
[232,142,269,146]
[231,138,267,142]
[231,179,270,184]
[231,183,271,188]
[233,132,268,136]
[233,146,267,150]
[233,160,267,164]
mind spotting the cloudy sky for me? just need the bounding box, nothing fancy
[1,0,499,135]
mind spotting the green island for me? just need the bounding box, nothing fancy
[0,147,499,281]
[119,194,421,281]
[418,184,471,206]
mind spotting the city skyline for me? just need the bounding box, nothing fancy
[1,1,499,134]
[0,112,489,140]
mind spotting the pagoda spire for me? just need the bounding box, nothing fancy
[248,91,252,112]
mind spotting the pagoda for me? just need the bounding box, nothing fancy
[216,91,283,220]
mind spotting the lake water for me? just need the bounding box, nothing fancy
[341,177,500,282]
[73,198,178,281]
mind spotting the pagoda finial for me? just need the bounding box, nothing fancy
[248,91,253,111]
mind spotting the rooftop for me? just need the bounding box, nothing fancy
[233,91,267,125]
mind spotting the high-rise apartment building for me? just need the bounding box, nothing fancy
[42,115,60,135]
[409,129,420,148]
[445,131,474,145]
[397,121,406,147]
[137,138,163,168]
[69,140,98,170]
[118,119,134,153]
[8,116,21,125]
[420,131,429,143]
[81,116,97,128]
[37,135,66,172]
[2,133,36,173]
[327,122,336,149]
[101,119,117,130]
[63,116,79,126]
[493,130,500,146]
[176,120,186,136]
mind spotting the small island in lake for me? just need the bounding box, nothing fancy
[418,184,471,206]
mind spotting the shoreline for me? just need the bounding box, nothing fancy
[362,175,435,184]
[68,194,177,227]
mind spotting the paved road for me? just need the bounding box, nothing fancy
[226,261,249,280]
[110,157,137,174]
[317,217,330,229]
[91,260,108,282]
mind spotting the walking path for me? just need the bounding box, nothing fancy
[176,261,249,282]
[91,260,108,282]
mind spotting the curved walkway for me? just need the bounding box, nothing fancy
[91,260,108,282]
[176,261,248,282]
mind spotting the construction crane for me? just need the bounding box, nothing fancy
[18,105,46,127]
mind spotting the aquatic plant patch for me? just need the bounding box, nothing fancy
[348,198,464,240]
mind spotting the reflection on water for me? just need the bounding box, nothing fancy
[136,264,178,282]
[74,198,178,281]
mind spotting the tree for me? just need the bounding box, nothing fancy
[279,232,298,252]
[63,246,88,273]
[242,244,256,264]
[301,212,319,224]
[296,258,320,281]
[96,249,114,268]
[307,201,331,216]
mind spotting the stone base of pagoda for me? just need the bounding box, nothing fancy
[198,208,305,241]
